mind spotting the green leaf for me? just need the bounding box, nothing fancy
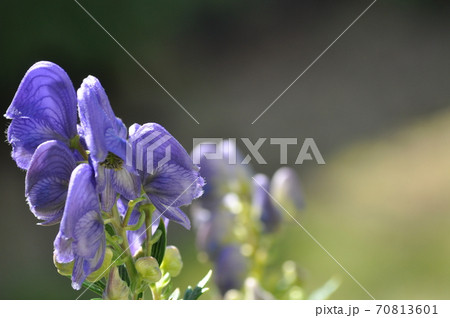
[81,280,105,296]
[105,223,115,236]
[183,270,212,300]
[118,264,131,287]
[151,219,167,265]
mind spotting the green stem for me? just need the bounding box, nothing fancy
[105,231,124,253]
[150,283,161,300]
[111,204,139,293]
[141,204,156,257]
[124,209,146,231]
[122,196,145,228]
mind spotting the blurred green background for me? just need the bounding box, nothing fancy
[0,0,449,299]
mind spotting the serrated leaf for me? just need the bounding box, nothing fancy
[183,270,212,300]
[151,219,166,265]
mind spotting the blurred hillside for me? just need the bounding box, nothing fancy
[278,108,450,299]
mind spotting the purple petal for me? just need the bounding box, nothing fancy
[126,123,197,174]
[5,61,77,138]
[71,210,106,290]
[53,163,105,289]
[128,123,141,137]
[7,117,70,169]
[94,162,141,211]
[115,117,128,139]
[25,140,76,224]
[100,168,116,212]
[149,196,191,229]
[144,163,204,207]
[77,76,126,162]
[111,167,141,201]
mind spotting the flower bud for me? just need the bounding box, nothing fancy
[135,256,162,283]
[53,254,73,276]
[103,267,130,300]
[252,173,282,233]
[214,245,248,296]
[270,167,304,213]
[224,289,243,300]
[161,245,183,277]
[87,247,113,282]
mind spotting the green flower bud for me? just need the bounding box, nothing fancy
[103,267,130,300]
[161,245,183,277]
[135,256,162,283]
[87,247,114,282]
[53,254,73,276]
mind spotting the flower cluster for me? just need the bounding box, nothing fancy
[191,140,307,299]
[5,61,205,298]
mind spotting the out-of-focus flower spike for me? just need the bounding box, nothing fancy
[194,208,235,258]
[252,173,282,233]
[270,167,304,213]
[191,139,251,206]
[243,277,275,300]
[214,245,248,296]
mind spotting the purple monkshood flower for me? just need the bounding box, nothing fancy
[77,76,140,211]
[270,167,304,212]
[193,208,235,259]
[127,123,205,229]
[191,140,250,210]
[214,245,248,296]
[252,174,282,233]
[25,140,77,225]
[54,163,106,290]
[5,61,78,170]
